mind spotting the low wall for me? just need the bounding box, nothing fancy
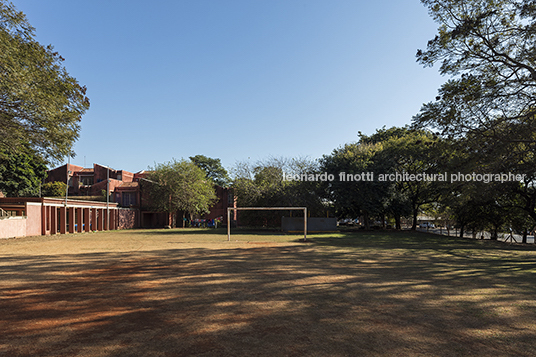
[118,208,138,229]
[0,216,27,239]
[281,217,337,232]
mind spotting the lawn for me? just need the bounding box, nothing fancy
[1,229,536,356]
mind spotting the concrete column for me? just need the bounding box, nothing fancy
[51,207,57,234]
[47,206,52,234]
[68,207,75,233]
[91,208,97,231]
[84,208,90,232]
[59,206,67,234]
[103,209,108,231]
[109,209,116,230]
[76,208,83,233]
[41,205,47,235]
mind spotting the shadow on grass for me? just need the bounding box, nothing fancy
[309,229,536,252]
[128,227,229,236]
[1,236,536,356]
[128,227,304,238]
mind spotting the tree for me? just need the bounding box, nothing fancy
[0,1,90,163]
[414,0,536,139]
[189,155,230,187]
[413,0,536,169]
[144,159,218,228]
[364,127,441,230]
[232,157,327,227]
[320,141,388,229]
[0,146,46,197]
[320,127,442,230]
[41,181,67,197]
[413,0,536,233]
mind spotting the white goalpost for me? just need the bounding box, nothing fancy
[227,207,307,241]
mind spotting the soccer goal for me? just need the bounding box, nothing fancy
[227,207,307,241]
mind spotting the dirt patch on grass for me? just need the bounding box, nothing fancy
[1,230,536,356]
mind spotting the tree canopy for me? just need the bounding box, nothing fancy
[144,159,218,227]
[0,0,90,163]
[412,0,536,237]
[320,127,440,229]
[0,145,46,197]
[231,157,327,226]
[189,155,230,187]
[414,0,536,143]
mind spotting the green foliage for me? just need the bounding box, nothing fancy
[413,0,536,172]
[414,0,536,230]
[145,159,218,226]
[41,181,66,197]
[0,1,90,163]
[320,141,386,227]
[320,127,440,229]
[232,157,327,226]
[189,155,230,187]
[0,146,46,197]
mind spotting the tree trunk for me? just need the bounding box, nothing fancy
[411,208,418,231]
[522,230,527,244]
[363,212,370,230]
[490,227,498,240]
[394,214,401,230]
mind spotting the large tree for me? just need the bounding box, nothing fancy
[189,155,230,187]
[320,127,441,230]
[0,145,46,197]
[362,127,441,230]
[413,0,536,230]
[0,1,90,163]
[320,141,388,229]
[144,159,218,228]
[414,0,536,142]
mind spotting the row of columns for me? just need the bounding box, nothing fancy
[42,206,117,235]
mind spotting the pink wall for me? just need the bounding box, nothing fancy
[0,217,27,239]
[25,203,42,237]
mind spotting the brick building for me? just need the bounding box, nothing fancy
[0,197,133,239]
[42,163,233,229]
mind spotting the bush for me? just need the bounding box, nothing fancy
[41,181,67,197]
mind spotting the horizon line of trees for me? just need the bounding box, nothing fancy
[3,0,536,239]
[229,125,536,242]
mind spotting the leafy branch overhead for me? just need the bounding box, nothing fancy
[0,0,90,164]
[414,0,536,142]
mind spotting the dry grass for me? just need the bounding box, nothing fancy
[1,228,536,356]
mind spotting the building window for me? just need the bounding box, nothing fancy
[80,176,94,185]
[122,192,136,206]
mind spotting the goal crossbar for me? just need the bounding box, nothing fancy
[227,207,307,241]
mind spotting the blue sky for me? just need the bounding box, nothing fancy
[12,0,445,174]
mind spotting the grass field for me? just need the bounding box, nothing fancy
[1,228,536,356]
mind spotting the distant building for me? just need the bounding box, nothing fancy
[45,163,138,199]
[0,197,126,239]
[41,163,234,229]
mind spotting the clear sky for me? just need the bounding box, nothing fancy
[12,0,445,174]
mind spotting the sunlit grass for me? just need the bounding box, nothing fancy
[2,228,536,355]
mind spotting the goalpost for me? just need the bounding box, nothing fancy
[227,207,307,241]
